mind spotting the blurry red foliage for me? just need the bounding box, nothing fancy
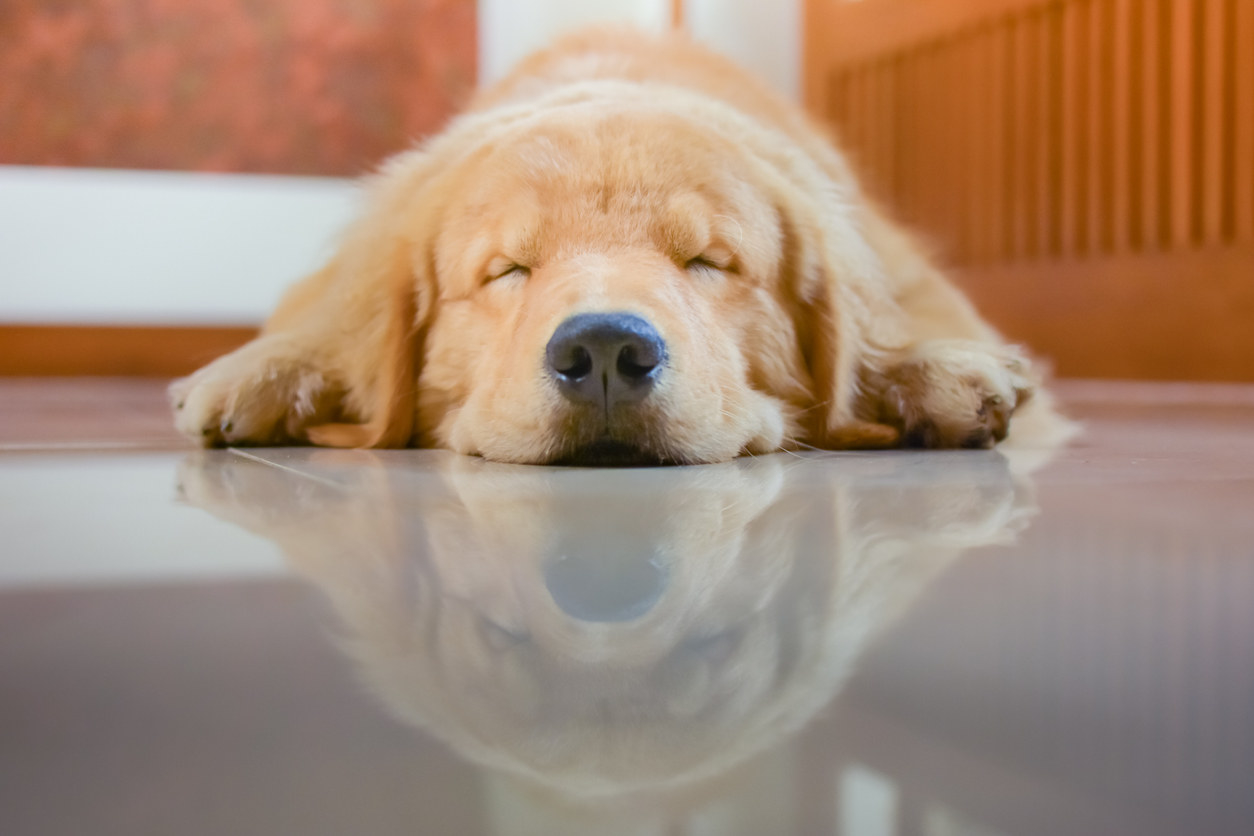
[0,0,476,175]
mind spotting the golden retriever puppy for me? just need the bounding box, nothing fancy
[173,27,1060,464]
[177,448,1040,801]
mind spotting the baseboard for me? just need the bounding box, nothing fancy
[0,324,258,377]
[955,245,1254,382]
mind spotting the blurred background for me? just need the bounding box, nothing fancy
[0,0,1250,381]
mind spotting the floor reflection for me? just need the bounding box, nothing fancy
[179,450,1040,819]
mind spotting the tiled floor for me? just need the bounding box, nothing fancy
[2,378,1253,836]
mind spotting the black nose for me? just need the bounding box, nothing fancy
[546,313,666,407]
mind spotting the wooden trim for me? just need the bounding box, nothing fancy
[0,325,257,377]
[956,245,1254,382]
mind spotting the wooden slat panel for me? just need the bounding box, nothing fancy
[895,55,917,226]
[890,60,909,223]
[966,27,989,265]
[985,24,1009,265]
[852,65,872,184]
[854,65,871,188]
[957,33,976,262]
[812,0,1244,256]
[939,37,963,259]
[1169,0,1197,248]
[1042,2,1065,259]
[803,0,1052,91]
[0,325,257,377]
[1089,0,1115,254]
[1234,0,1254,242]
[1219,0,1238,242]
[871,61,886,189]
[827,71,845,132]
[1013,12,1039,260]
[1061,0,1089,257]
[915,44,933,241]
[870,60,887,195]
[915,45,935,248]
[874,60,895,200]
[882,59,899,205]
[943,36,962,262]
[850,66,868,177]
[1201,0,1228,244]
[808,0,1254,382]
[951,36,970,259]
[1140,0,1166,250]
[1112,0,1137,252]
[1001,15,1021,261]
[924,44,948,250]
[959,30,983,264]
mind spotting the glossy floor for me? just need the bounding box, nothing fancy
[2,380,1253,836]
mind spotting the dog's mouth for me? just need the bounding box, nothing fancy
[553,438,672,467]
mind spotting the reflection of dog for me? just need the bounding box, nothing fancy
[172,27,1067,465]
[180,450,1040,802]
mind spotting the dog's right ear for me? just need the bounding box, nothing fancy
[293,150,440,449]
[782,187,907,450]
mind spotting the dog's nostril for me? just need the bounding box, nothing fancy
[555,345,593,380]
[617,344,658,379]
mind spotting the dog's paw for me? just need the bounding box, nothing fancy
[877,340,1035,449]
[171,337,340,446]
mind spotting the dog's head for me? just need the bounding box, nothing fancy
[313,82,895,464]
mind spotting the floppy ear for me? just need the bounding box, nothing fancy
[787,197,904,450]
[276,150,438,449]
[303,254,423,449]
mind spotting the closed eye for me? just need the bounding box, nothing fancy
[684,255,733,275]
[483,258,531,285]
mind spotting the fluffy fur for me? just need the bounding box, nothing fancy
[173,27,1062,464]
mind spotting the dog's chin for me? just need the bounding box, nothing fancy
[552,438,674,468]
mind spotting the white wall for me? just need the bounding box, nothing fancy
[0,165,360,325]
[0,0,800,326]
[479,0,801,99]
[478,0,673,85]
[685,0,801,101]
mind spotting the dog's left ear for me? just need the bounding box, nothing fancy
[303,258,423,449]
[786,194,904,450]
[299,151,440,449]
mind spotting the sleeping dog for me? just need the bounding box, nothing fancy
[173,27,1062,464]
